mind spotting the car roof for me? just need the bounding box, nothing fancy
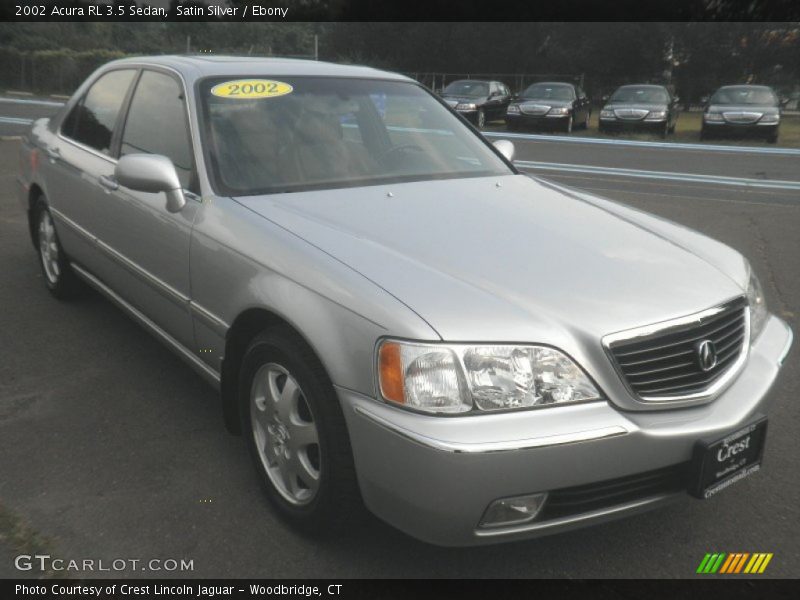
[448,79,494,84]
[716,84,773,90]
[103,54,413,83]
[616,84,667,90]
[526,81,574,87]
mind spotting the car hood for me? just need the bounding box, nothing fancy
[517,98,572,108]
[235,175,745,344]
[442,95,487,106]
[603,102,667,112]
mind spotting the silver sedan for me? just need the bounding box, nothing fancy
[17,56,792,546]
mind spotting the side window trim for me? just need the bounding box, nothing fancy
[57,67,139,163]
[109,69,143,159]
[117,66,200,195]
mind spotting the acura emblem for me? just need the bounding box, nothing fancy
[696,339,718,372]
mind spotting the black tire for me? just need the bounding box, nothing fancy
[767,132,778,144]
[239,326,362,535]
[583,110,591,129]
[565,114,574,134]
[507,120,520,132]
[34,198,82,300]
[476,109,486,129]
[661,123,669,138]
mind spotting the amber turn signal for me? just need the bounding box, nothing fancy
[378,341,405,404]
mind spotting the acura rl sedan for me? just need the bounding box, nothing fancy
[17,56,792,546]
[701,85,782,144]
[599,84,680,136]
[506,81,591,133]
[440,79,512,128]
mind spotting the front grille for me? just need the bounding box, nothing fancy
[722,111,762,124]
[607,298,748,400]
[614,108,649,120]
[520,103,551,116]
[539,463,690,521]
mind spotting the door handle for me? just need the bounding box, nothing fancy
[98,174,119,191]
[46,146,60,161]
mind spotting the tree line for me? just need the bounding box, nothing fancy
[0,21,797,100]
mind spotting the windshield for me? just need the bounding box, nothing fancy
[710,86,777,106]
[443,81,489,97]
[609,86,669,104]
[199,77,511,196]
[521,84,574,101]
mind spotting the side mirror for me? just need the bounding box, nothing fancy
[493,139,515,162]
[115,154,186,213]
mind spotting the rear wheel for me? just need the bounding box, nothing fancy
[240,327,362,534]
[35,199,81,300]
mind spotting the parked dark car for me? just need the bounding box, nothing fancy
[599,84,679,137]
[440,80,512,128]
[505,82,591,133]
[701,85,782,144]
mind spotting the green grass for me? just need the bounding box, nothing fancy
[486,111,800,148]
[0,501,62,578]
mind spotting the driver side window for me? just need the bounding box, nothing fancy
[120,70,195,190]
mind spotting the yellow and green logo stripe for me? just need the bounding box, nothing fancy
[696,552,773,574]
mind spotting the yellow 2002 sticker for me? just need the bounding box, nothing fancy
[210,79,293,99]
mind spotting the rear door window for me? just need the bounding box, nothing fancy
[62,69,137,155]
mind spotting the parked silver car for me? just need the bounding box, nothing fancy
[17,56,792,546]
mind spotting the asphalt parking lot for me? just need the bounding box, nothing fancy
[1,104,799,578]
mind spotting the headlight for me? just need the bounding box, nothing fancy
[746,266,768,343]
[760,112,780,124]
[548,107,569,116]
[456,103,476,111]
[704,112,724,122]
[377,340,602,415]
[600,109,615,118]
[506,105,520,114]
[645,110,667,120]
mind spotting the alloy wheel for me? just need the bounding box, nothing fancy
[250,363,321,506]
[38,210,60,285]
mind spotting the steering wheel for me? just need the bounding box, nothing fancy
[380,143,424,160]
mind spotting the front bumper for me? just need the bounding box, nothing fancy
[702,120,779,137]
[507,113,570,128]
[599,117,667,132]
[338,315,792,546]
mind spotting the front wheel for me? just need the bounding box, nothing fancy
[476,109,486,129]
[240,327,362,534]
[767,131,778,144]
[565,114,573,133]
[35,199,81,299]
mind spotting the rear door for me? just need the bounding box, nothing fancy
[42,69,138,274]
[90,68,200,349]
